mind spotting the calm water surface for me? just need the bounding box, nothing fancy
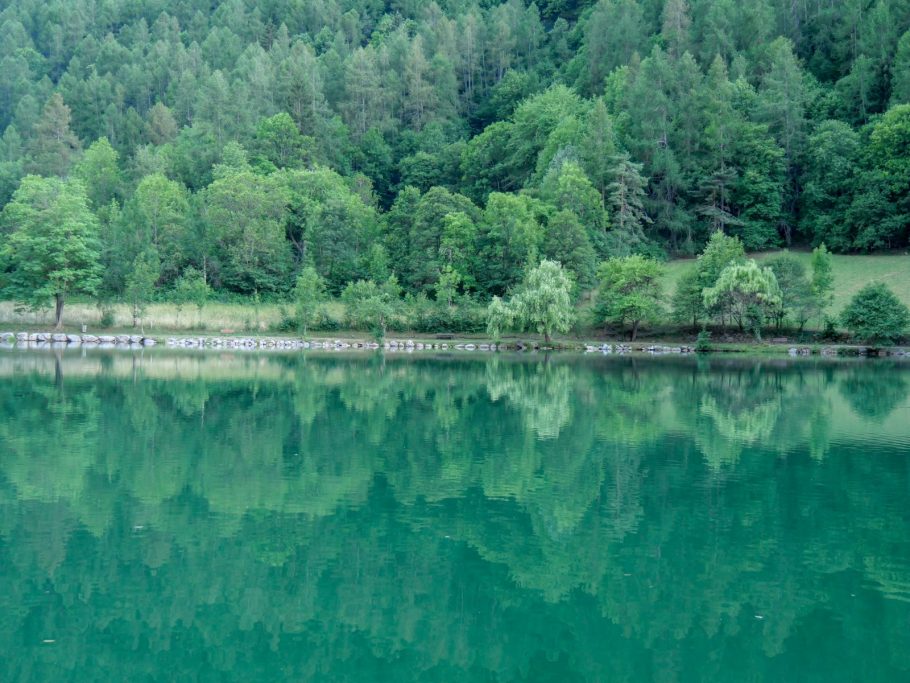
[1,349,909,682]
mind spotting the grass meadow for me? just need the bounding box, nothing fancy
[1,252,907,335]
[662,250,910,316]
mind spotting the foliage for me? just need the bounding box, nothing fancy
[810,243,835,325]
[594,255,665,340]
[840,283,910,346]
[503,260,575,343]
[173,267,212,312]
[696,231,747,325]
[672,268,704,330]
[0,0,907,325]
[125,248,161,331]
[764,252,813,331]
[341,276,401,340]
[0,175,101,328]
[695,330,713,352]
[704,260,782,340]
[292,266,326,336]
[486,296,513,342]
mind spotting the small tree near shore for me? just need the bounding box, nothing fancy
[292,266,326,336]
[595,255,664,340]
[173,267,212,326]
[486,295,513,341]
[672,268,705,330]
[0,176,101,329]
[810,243,834,324]
[125,249,160,332]
[704,260,781,340]
[341,275,401,340]
[840,283,909,346]
[486,260,574,343]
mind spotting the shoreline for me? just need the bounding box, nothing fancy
[1,330,907,358]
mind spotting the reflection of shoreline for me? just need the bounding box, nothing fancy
[1,350,909,675]
[1,349,907,459]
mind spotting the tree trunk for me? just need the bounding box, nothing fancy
[54,293,64,330]
[631,320,639,341]
[544,330,551,344]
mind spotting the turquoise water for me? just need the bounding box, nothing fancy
[1,349,909,682]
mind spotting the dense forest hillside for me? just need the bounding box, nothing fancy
[0,0,909,305]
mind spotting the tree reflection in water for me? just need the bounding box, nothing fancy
[0,350,908,682]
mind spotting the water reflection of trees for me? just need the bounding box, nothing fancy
[0,352,908,680]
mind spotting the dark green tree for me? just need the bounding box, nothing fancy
[840,283,910,346]
[26,93,82,177]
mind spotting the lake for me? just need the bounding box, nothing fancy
[1,349,909,682]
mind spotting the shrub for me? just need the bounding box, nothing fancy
[99,305,116,329]
[840,283,910,346]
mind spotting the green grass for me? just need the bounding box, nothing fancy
[1,251,908,337]
[0,299,351,333]
[662,250,910,315]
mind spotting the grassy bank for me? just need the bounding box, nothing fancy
[663,250,910,316]
[0,300,343,334]
[2,251,908,340]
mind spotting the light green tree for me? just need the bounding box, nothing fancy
[435,265,462,308]
[74,137,122,210]
[696,230,746,326]
[485,295,514,342]
[510,259,575,343]
[0,176,101,329]
[125,248,160,332]
[704,260,782,340]
[173,267,212,327]
[115,173,192,289]
[594,255,664,340]
[292,266,326,336]
[341,275,401,340]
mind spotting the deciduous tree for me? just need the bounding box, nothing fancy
[840,283,910,346]
[0,176,100,329]
[704,260,781,340]
[594,255,664,340]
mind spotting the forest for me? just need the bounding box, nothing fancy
[0,0,909,333]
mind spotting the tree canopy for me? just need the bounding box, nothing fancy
[0,175,100,327]
[841,283,910,346]
[0,0,907,317]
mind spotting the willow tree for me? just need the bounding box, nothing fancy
[704,260,781,340]
[0,175,101,329]
[509,260,575,344]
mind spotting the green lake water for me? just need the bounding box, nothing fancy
[1,349,909,682]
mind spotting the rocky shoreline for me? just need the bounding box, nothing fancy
[1,331,907,357]
[1,331,157,348]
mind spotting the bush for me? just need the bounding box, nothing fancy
[310,310,341,332]
[840,283,910,346]
[404,297,487,334]
[695,330,712,352]
[272,307,296,332]
[99,305,116,329]
[820,315,840,341]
